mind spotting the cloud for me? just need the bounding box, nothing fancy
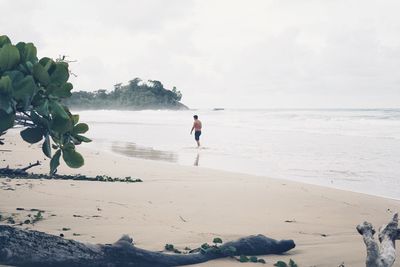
[1,0,399,108]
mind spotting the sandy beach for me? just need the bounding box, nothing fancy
[1,129,400,267]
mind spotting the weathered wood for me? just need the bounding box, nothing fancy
[0,162,42,177]
[0,225,295,267]
[357,213,398,267]
[20,161,41,172]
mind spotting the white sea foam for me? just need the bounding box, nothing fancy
[78,109,400,199]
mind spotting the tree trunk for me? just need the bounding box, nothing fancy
[0,225,295,267]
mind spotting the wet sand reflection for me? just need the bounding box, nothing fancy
[194,153,200,166]
[111,142,178,163]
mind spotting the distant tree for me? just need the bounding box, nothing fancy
[64,78,187,110]
[172,86,182,101]
[114,83,122,90]
[128,78,141,89]
[95,89,107,100]
[148,80,163,88]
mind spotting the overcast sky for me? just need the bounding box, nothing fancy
[1,0,400,108]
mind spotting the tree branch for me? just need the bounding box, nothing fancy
[20,161,41,172]
[357,213,398,267]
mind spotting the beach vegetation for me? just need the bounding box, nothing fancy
[32,211,43,224]
[212,237,223,244]
[63,78,187,110]
[165,244,182,254]
[274,259,298,267]
[164,237,267,264]
[0,34,91,174]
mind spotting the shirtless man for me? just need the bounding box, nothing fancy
[190,115,202,147]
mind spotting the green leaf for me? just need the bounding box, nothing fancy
[239,255,249,263]
[50,62,69,86]
[16,42,37,63]
[212,237,223,244]
[0,75,13,95]
[49,101,72,133]
[249,256,258,263]
[0,35,11,48]
[30,110,49,128]
[12,75,37,108]
[39,57,56,73]
[49,101,69,119]
[75,134,92,143]
[274,261,288,267]
[72,114,79,125]
[20,127,43,144]
[288,259,298,267]
[3,70,24,84]
[62,148,84,168]
[0,95,13,114]
[34,99,49,117]
[42,134,51,158]
[0,44,20,71]
[50,115,71,134]
[44,84,58,95]
[165,244,175,251]
[0,76,13,114]
[33,62,50,85]
[73,123,89,134]
[16,62,29,74]
[25,61,33,72]
[50,149,61,175]
[0,110,14,132]
[51,82,73,98]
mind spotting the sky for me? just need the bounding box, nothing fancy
[1,0,400,108]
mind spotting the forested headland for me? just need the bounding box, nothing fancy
[63,78,188,110]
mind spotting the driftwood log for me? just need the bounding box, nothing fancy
[0,225,295,266]
[357,213,400,267]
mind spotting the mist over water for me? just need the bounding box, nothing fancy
[79,109,400,199]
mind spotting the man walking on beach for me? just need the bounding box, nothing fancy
[190,115,202,147]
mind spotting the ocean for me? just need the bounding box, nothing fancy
[78,109,400,200]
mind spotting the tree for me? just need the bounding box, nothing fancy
[172,86,182,101]
[128,77,141,89]
[0,34,91,175]
[64,78,188,110]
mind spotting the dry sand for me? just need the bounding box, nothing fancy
[1,129,400,266]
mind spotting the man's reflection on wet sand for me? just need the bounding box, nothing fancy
[194,152,200,166]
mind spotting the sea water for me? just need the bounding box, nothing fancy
[78,109,400,199]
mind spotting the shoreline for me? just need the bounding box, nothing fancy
[90,140,400,202]
[76,108,400,201]
[1,129,400,266]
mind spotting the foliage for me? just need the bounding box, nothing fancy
[274,259,298,267]
[212,237,223,244]
[165,244,182,254]
[0,34,91,174]
[32,211,43,224]
[236,255,266,264]
[164,237,266,264]
[63,78,187,110]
